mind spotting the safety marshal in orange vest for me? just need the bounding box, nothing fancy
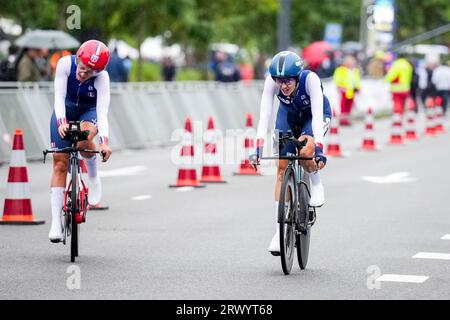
[384,53,413,115]
[333,55,361,126]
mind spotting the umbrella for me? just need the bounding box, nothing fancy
[15,29,80,50]
[302,41,333,70]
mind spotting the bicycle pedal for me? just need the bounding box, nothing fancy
[270,251,281,257]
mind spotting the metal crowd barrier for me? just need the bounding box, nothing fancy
[0,79,391,163]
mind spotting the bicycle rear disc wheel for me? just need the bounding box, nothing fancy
[279,168,296,275]
[70,161,78,263]
[296,173,311,270]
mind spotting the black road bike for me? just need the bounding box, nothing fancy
[261,131,317,275]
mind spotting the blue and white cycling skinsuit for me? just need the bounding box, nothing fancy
[50,55,110,149]
[256,70,332,155]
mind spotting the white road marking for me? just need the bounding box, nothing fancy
[441,234,450,240]
[175,187,194,192]
[99,166,147,177]
[361,172,418,184]
[412,252,450,260]
[131,195,152,201]
[376,274,429,284]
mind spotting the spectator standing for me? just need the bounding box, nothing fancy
[161,57,176,81]
[333,55,361,126]
[367,50,385,78]
[410,58,420,113]
[0,44,19,81]
[317,50,337,78]
[384,53,413,115]
[17,47,41,82]
[253,54,268,80]
[123,55,132,82]
[214,51,240,83]
[50,50,71,76]
[106,47,127,82]
[431,59,450,115]
[417,55,439,109]
[36,48,51,81]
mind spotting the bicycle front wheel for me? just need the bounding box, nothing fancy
[70,160,79,263]
[279,167,296,275]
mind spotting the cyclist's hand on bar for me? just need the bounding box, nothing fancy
[249,146,263,171]
[99,144,112,162]
[58,123,70,139]
[314,144,327,170]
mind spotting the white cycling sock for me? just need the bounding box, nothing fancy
[307,170,322,186]
[83,155,97,179]
[51,187,65,218]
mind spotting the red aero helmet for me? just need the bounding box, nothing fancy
[77,40,110,71]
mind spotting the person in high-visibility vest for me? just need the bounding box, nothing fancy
[385,53,413,115]
[333,55,361,126]
[50,50,72,76]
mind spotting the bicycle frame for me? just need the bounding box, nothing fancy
[63,152,88,224]
[260,130,315,273]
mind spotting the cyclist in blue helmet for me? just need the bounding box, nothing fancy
[251,50,332,255]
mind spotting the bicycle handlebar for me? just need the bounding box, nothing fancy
[261,156,313,161]
[43,148,106,163]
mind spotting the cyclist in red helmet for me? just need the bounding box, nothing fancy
[48,40,112,242]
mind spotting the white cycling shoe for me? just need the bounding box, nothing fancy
[88,176,102,206]
[268,231,280,256]
[49,215,63,243]
[309,182,325,207]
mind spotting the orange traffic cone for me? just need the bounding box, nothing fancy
[405,98,417,141]
[425,97,436,136]
[0,129,44,225]
[326,108,343,157]
[389,112,404,145]
[361,107,377,151]
[235,113,260,175]
[200,116,226,183]
[434,96,445,134]
[170,117,205,188]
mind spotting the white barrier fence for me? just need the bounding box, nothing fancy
[0,79,392,163]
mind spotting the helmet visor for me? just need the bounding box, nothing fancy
[273,77,297,86]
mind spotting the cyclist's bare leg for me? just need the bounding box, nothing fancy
[275,159,288,201]
[298,135,317,173]
[77,121,102,205]
[49,153,69,241]
[51,153,69,187]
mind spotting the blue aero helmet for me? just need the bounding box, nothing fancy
[269,51,304,79]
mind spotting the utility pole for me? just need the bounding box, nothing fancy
[359,0,373,58]
[359,0,375,73]
[277,0,292,52]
